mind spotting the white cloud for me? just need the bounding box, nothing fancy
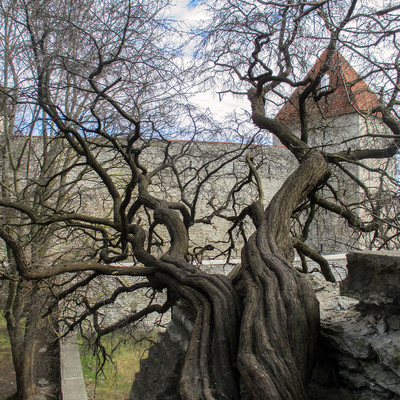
[166,0,207,26]
[166,1,250,121]
[192,91,248,121]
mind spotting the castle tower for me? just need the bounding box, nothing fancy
[273,49,397,254]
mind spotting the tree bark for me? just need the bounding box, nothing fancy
[237,151,329,400]
[6,281,56,400]
[153,258,242,400]
[7,289,40,400]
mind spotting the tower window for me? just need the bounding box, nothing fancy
[320,74,330,91]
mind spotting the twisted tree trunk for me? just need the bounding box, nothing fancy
[237,151,329,399]
[132,201,242,399]
[145,151,329,400]
[132,124,329,399]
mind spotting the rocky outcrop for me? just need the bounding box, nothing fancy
[341,250,400,315]
[129,307,193,400]
[308,250,400,400]
[131,251,400,400]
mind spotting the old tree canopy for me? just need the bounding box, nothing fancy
[0,0,399,399]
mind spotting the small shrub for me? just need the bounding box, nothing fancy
[79,331,155,400]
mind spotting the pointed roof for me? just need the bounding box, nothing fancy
[276,49,380,123]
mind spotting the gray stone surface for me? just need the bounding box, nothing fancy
[129,306,193,400]
[309,273,400,400]
[59,332,88,400]
[341,250,400,311]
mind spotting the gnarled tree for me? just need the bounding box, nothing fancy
[196,0,400,397]
[0,0,399,399]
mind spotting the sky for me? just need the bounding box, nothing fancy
[166,0,250,123]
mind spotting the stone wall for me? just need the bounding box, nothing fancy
[1,134,385,266]
[130,251,400,400]
[3,136,362,256]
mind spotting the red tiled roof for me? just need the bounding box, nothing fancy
[276,49,380,123]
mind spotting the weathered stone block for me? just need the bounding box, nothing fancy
[341,250,400,311]
[129,306,194,400]
[309,273,400,400]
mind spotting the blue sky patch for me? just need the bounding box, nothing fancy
[188,0,202,8]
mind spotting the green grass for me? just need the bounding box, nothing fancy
[0,314,10,348]
[0,314,17,399]
[80,333,155,400]
[1,314,156,400]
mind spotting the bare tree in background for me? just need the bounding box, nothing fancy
[0,0,399,399]
[0,0,266,398]
[0,1,99,396]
